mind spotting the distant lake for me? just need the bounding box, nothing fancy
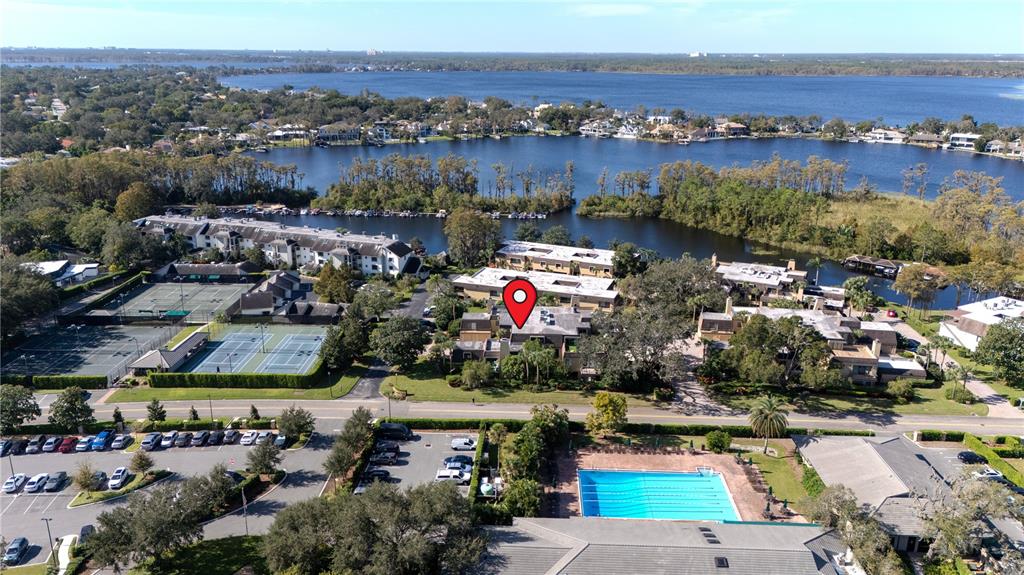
[221,71,1024,125]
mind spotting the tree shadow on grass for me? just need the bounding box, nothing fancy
[145,536,269,575]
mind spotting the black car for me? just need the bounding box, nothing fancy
[378,423,413,441]
[44,471,68,492]
[8,439,27,455]
[364,468,391,481]
[208,430,224,445]
[0,440,10,457]
[958,451,988,464]
[368,452,398,466]
[444,455,474,467]
[373,441,400,455]
[223,430,240,444]
[79,525,95,546]
[90,471,108,490]
[223,470,246,484]
[191,431,210,447]
[174,432,193,447]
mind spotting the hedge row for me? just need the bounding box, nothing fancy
[61,271,128,298]
[132,418,227,432]
[84,272,147,311]
[918,430,966,442]
[963,434,1024,487]
[993,448,1024,459]
[1,375,107,389]
[387,418,539,433]
[466,424,487,507]
[149,363,322,389]
[16,420,114,435]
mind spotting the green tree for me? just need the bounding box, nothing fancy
[539,224,572,246]
[748,395,788,454]
[886,379,916,404]
[112,406,124,426]
[114,182,161,221]
[192,203,221,218]
[576,235,594,249]
[250,404,261,420]
[892,263,941,316]
[349,280,397,320]
[611,242,645,277]
[823,117,848,140]
[924,475,1014,564]
[189,406,199,421]
[0,257,59,339]
[48,387,96,432]
[461,360,492,390]
[443,207,501,267]
[584,391,628,437]
[842,275,874,313]
[314,262,355,304]
[502,478,541,517]
[129,450,155,476]
[975,317,1024,387]
[147,399,167,422]
[101,221,151,270]
[248,443,282,476]
[278,405,316,439]
[514,222,541,241]
[68,206,113,255]
[242,245,268,269]
[0,385,41,435]
[73,461,97,491]
[432,293,466,330]
[705,430,732,453]
[371,316,431,371]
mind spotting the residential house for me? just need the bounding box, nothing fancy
[711,255,809,303]
[494,240,615,277]
[50,98,68,121]
[947,132,981,151]
[579,119,614,138]
[151,138,176,153]
[454,306,592,371]
[908,132,943,148]
[266,124,310,142]
[239,271,303,316]
[862,128,906,144]
[842,255,902,279]
[711,119,750,138]
[938,296,1024,351]
[452,268,618,311]
[985,139,1007,154]
[316,123,361,144]
[20,260,100,287]
[482,517,854,575]
[136,215,418,277]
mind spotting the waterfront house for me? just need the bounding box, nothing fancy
[938,296,1024,351]
[984,139,1006,154]
[579,119,614,138]
[712,120,750,138]
[452,268,618,311]
[710,254,808,303]
[908,132,943,148]
[454,306,592,371]
[316,123,361,144]
[947,132,981,151]
[137,215,417,277]
[842,254,901,279]
[494,240,615,278]
[862,128,906,144]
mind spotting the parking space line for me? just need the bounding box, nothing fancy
[1,495,19,514]
[41,494,60,513]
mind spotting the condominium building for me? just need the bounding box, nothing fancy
[494,240,615,277]
[452,268,619,311]
[454,306,592,371]
[711,255,808,302]
[136,215,417,277]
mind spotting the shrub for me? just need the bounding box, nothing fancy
[705,430,732,453]
[944,385,976,404]
[963,434,1024,487]
[887,380,916,404]
[652,387,673,401]
[802,465,826,497]
[148,361,323,388]
[31,375,107,390]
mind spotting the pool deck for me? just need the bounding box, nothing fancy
[554,448,806,524]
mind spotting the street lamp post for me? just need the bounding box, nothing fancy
[208,394,214,421]
[41,517,56,567]
[7,453,14,475]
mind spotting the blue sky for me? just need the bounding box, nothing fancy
[2,0,1022,53]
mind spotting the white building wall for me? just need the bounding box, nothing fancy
[938,322,981,351]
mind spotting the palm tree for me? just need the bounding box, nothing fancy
[808,256,822,285]
[929,335,954,372]
[748,395,789,454]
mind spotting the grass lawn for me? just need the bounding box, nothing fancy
[4,563,50,575]
[825,194,933,237]
[382,361,654,406]
[166,324,202,348]
[1007,459,1024,475]
[70,469,171,507]
[717,382,988,417]
[107,361,369,403]
[128,536,268,575]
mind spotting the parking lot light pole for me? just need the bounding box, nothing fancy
[241,489,249,536]
[208,394,214,421]
[41,517,56,566]
[7,453,14,475]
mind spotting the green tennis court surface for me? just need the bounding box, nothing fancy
[181,324,326,375]
[95,282,250,322]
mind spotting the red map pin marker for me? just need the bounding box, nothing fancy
[502,278,538,329]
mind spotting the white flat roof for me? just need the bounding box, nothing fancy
[497,240,614,267]
[453,268,618,300]
[20,260,68,275]
[716,261,806,288]
[956,297,1024,325]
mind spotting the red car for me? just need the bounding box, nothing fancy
[58,437,78,453]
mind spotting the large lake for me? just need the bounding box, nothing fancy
[222,71,1024,125]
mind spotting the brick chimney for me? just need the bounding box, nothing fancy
[725,296,733,315]
[787,259,797,271]
[871,339,882,358]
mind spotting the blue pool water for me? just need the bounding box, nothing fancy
[578,469,739,521]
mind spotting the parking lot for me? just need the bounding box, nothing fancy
[0,436,310,563]
[359,431,478,496]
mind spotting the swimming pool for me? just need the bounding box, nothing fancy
[577,469,740,521]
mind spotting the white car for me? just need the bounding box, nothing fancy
[108,467,130,490]
[444,461,473,473]
[25,473,49,493]
[255,431,272,445]
[450,437,477,451]
[3,473,27,493]
[434,468,471,485]
[160,431,178,449]
[973,466,1004,481]
[240,431,258,446]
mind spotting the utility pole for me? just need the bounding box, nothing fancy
[208,394,214,421]
[241,489,250,536]
[41,517,56,567]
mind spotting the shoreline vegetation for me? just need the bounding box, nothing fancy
[4,48,1024,77]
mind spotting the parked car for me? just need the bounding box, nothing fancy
[208,430,224,445]
[255,431,272,445]
[7,439,27,455]
[91,430,115,451]
[364,468,391,481]
[58,437,78,453]
[368,452,398,466]
[2,537,28,566]
[0,440,10,457]
[434,468,471,485]
[25,473,49,493]
[140,432,162,451]
[444,462,473,473]
[44,471,68,492]
[240,431,258,446]
[886,309,898,318]
[76,436,95,452]
[25,434,48,454]
[108,467,130,490]
[450,437,477,451]
[223,470,245,484]
[958,451,988,464]
[974,466,1004,481]
[443,455,474,467]
[111,434,133,450]
[374,441,400,455]
[79,525,95,546]
[191,431,210,447]
[90,471,108,490]
[160,431,178,449]
[2,474,27,493]
[42,436,63,452]
[223,429,240,444]
[174,432,193,447]
[379,423,413,441]
[273,434,287,448]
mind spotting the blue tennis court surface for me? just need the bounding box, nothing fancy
[578,469,740,521]
[183,325,325,375]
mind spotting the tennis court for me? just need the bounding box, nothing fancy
[181,324,325,375]
[1,325,179,379]
[96,282,249,321]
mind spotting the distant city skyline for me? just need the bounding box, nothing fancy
[1,0,1022,54]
